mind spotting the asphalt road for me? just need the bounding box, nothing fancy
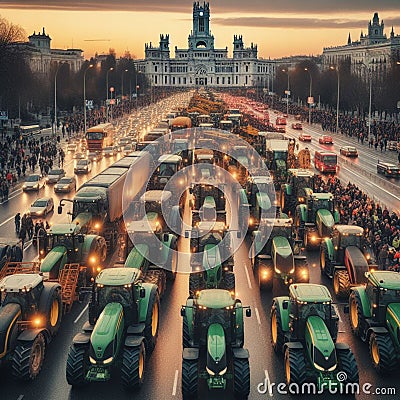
[1,93,399,400]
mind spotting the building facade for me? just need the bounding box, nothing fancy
[13,28,84,75]
[137,2,275,88]
[322,13,400,76]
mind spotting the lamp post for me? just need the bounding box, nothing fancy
[359,61,372,139]
[329,65,340,134]
[54,62,64,134]
[83,63,93,135]
[106,67,114,122]
[121,69,128,102]
[135,70,142,108]
[304,67,313,125]
[282,69,290,116]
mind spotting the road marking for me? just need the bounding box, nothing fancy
[17,395,24,400]
[0,215,15,227]
[244,263,252,290]
[254,307,261,325]
[333,304,343,324]
[172,369,179,396]
[74,304,88,324]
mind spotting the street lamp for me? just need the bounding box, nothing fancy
[135,70,142,108]
[359,61,373,140]
[121,69,128,101]
[54,62,65,134]
[304,67,313,125]
[106,67,114,122]
[329,65,340,134]
[83,63,94,135]
[281,69,290,116]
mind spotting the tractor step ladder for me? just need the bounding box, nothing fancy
[58,263,81,313]
[0,261,40,280]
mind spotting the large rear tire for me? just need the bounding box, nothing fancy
[349,291,366,339]
[121,342,146,390]
[66,344,88,387]
[12,333,46,381]
[233,357,250,399]
[369,332,397,374]
[222,271,235,292]
[182,314,191,348]
[189,272,202,297]
[320,244,332,277]
[284,347,306,386]
[182,358,198,400]
[270,302,285,354]
[333,270,351,299]
[144,287,160,354]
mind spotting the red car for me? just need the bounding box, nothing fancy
[299,133,312,142]
[275,125,286,133]
[292,123,303,130]
[319,135,334,144]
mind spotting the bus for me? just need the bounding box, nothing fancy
[86,123,114,152]
[314,151,338,174]
[20,125,41,137]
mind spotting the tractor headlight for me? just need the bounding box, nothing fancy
[275,267,281,274]
[311,235,317,242]
[218,367,227,375]
[89,356,97,364]
[103,356,113,365]
[206,366,216,376]
[289,267,295,274]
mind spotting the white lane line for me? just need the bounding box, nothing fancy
[172,369,179,396]
[0,215,15,227]
[74,304,89,324]
[244,263,252,290]
[17,395,24,400]
[333,304,343,324]
[254,307,261,325]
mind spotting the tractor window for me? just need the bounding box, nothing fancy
[298,302,331,321]
[159,163,177,176]
[313,199,333,212]
[145,201,162,214]
[340,235,362,248]
[273,151,287,160]
[98,286,133,310]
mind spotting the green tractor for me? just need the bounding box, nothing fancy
[294,191,339,250]
[181,289,251,399]
[320,225,376,298]
[271,283,359,390]
[349,270,400,373]
[280,169,315,216]
[38,222,107,281]
[187,220,235,296]
[250,217,308,292]
[66,267,160,389]
[0,272,63,380]
[265,139,289,190]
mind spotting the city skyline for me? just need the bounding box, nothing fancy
[0,0,399,59]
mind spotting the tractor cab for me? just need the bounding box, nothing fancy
[306,193,335,219]
[154,154,184,189]
[171,139,191,166]
[286,169,315,203]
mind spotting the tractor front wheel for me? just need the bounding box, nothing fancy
[121,342,146,389]
[333,270,351,299]
[12,333,46,380]
[284,347,306,386]
[182,358,198,400]
[336,347,359,385]
[233,357,250,399]
[369,332,397,374]
[66,344,88,387]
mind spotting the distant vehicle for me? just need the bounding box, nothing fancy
[86,123,114,153]
[291,123,303,130]
[54,176,76,193]
[299,133,312,142]
[29,197,54,217]
[103,146,116,157]
[294,114,302,121]
[119,138,130,146]
[67,143,77,152]
[275,125,286,133]
[314,151,338,174]
[276,117,287,125]
[387,141,400,151]
[46,168,65,183]
[74,159,92,174]
[73,152,86,159]
[23,174,45,191]
[20,125,41,137]
[88,151,102,162]
[377,161,400,178]
[123,144,134,156]
[319,135,333,144]
[113,144,122,153]
[340,146,358,157]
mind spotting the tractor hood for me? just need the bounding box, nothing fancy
[305,316,337,372]
[40,246,67,273]
[316,209,334,238]
[0,303,21,360]
[72,212,93,230]
[124,244,148,274]
[207,323,227,374]
[387,303,400,332]
[256,192,272,211]
[203,244,222,287]
[272,236,294,274]
[90,302,124,362]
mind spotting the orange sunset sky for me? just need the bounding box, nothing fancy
[0,0,399,60]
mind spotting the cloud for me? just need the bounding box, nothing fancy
[212,16,400,29]
[0,0,399,14]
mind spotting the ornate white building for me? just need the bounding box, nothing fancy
[137,2,275,88]
[13,28,84,75]
[322,13,400,76]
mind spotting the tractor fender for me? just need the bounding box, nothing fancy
[81,235,107,267]
[72,331,91,345]
[283,184,292,196]
[125,335,145,348]
[17,328,50,344]
[138,283,158,324]
[367,326,389,341]
[298,204,307,223]
[161,234,177,266]
[38,282,62,336]
[334,343,350,351]
[0,303,21,359]
[232,348,249,359]
[283,342,304,351]
[183,347,199,361]
[350,286,372,318]
[127,324,145,336]
[334,265,346,271]
[273,297,290,332]
[324,238,335,261]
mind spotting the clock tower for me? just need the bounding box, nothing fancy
[188,2,214,50]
